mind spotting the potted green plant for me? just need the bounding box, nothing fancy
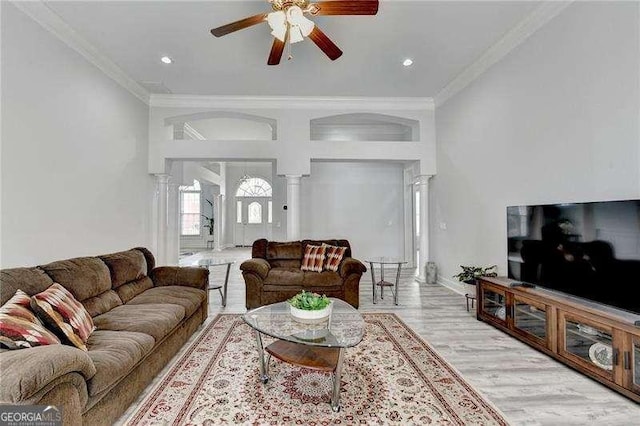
[288,291,332,322]
[201,199,214,237]
[453,265,498,294]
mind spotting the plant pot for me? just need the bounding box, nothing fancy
[462,279,477,297]
[289,302,332,323]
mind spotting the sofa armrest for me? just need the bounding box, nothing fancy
[339,258,367,278]
[150,266,209,290]
[0,345,96,403]
[240,259,271,280]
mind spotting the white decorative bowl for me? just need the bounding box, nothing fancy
[289,302,332,323]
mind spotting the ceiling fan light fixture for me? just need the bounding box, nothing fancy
[403,58,414,67]
[267,11,287,41]
[160,56,173,64]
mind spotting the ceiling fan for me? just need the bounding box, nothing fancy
[210,0,379,65]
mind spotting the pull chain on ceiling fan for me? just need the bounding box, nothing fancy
[210,0,379,65]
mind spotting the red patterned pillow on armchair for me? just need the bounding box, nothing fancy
[31,283,95,351]
[0,289,61,350]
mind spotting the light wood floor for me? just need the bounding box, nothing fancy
[119,248,639,425]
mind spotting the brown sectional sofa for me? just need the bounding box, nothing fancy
[240,239,366,309]
[0,247,208,425]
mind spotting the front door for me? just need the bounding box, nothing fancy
[234,197,269,246]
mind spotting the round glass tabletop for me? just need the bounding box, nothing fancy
[365,257,407,264]
[242,298,365,348]
[196,259,235,267]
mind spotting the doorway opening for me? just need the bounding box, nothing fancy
[235,177,273,246]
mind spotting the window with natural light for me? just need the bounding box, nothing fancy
[248,202,262,224]
[235,177,272,197]
[180,180,201,236]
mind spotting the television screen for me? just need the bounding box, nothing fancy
[507,199,640,315]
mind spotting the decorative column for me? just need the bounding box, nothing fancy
[214,194,224,251]
[155,174,170,266]
[286,175,301,240]
[166,180,180,265]
[416,175,433,283]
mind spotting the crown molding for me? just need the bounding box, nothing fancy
[149,94,435,111]
[12,1,150,104]
[434,1,573,107]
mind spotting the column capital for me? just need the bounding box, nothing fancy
[414,174,433,185]
[154,173,171,184]
[285,175,302,184]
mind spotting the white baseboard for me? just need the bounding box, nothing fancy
[437,276,468,296]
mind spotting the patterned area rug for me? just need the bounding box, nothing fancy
[125,314,507,425]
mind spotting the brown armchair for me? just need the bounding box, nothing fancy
[240,239,366,309]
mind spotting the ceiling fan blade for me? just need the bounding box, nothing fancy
[307,27,343,61]
[210,13,267,37]
[311,1,379,16]
[268,30,287,65]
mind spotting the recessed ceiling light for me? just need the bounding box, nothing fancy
[160,56,173,64]
[403,58,413,67]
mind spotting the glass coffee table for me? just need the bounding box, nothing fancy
[242,298,365,412]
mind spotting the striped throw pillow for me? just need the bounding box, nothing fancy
[0,289,61,350]
[31,283,96,351]
[301,244,327,273]
[323,244,347,272]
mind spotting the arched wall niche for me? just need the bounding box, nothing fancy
[310,113,419,142]
[165,111,277,141]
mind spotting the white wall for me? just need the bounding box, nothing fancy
[301,162,406,261]
[431,2,640,286]
[0,3,153,267]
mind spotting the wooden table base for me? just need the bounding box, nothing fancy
[254,335,345,412]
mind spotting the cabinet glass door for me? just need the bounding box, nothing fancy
[482,288,506,322]
[513,297,546,343]
[634,338,640,390]
[563,317,613,378]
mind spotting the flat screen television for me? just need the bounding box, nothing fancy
[507,199,640,315]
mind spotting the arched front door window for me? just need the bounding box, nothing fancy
[236,178,272,197]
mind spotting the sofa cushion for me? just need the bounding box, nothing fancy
[86,330,155,396]
[264,268,304,286]
[323,244,347,272]
[0,289,42,324]
[266,241,302,268]
[302,239,352,259]
[302,271,343,288]
[92,304,185,341]
[40,257,111,303]
[31,283,96,351]
[82,290,123,318]
[0,267,54,306]
[114,276,154,303]
[99,250,147,288]
[126,286,206,317]
[301,245,326,273]
[0,289,61,350]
